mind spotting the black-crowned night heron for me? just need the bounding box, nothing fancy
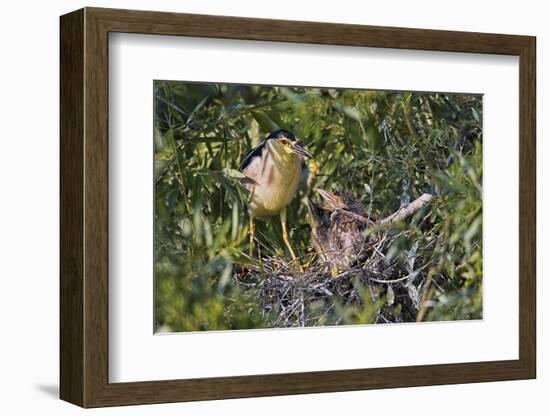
[239,129,313,265]
[307,189,375,271]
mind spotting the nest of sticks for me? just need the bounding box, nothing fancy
[233,194,435,327]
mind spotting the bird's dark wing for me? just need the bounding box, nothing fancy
[327,212,369,268]
[239,139,267,171]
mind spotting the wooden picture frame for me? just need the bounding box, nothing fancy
[60,7,536,408]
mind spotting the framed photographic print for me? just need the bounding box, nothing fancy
[60,7,536,408]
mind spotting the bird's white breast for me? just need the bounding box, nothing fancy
[244,141,302,217]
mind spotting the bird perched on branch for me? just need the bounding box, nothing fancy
[240,129,313,266]
[307,189,376,271]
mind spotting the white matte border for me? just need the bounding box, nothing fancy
[109,33,519,383]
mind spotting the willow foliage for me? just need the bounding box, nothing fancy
[154,81,482,332]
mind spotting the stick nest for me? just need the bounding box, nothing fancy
[233,229,431,328]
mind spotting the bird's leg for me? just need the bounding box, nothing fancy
[305,255,314,270]
[280,208,303,272]
[248,215,255,257]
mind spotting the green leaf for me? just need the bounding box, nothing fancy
[223,167,247,179]
[251,110,279,132]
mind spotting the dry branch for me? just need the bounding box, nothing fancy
[378,193,434,225]
[333,193,434,226]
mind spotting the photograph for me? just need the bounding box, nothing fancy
[153,80,483,332]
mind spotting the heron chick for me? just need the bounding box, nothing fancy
[239,129,313,266]
[307,189,376,272]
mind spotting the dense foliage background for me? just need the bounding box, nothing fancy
[154,81,482,332]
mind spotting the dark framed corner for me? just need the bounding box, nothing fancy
[60,7,536,408]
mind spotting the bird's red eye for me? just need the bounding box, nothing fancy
[280,139,289,145]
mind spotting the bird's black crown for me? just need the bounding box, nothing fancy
[239,129,297,171]
[267,129,296,141]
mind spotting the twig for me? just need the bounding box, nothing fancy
[416,235,445,322]
[299,292,306,327]
[333,209,374,225]
[368,263,429,284]
[416,268,436,322]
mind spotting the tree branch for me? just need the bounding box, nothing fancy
[334,193,434,226]
[378,193,434,225]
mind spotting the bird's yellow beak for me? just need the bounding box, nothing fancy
[290,142,313,159]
